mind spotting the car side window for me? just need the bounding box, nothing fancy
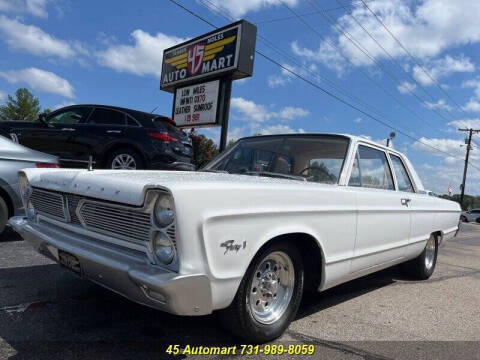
[349,145,395,190]
[390,154,414,193]
[47,107,91,124]
[126,115,139,126]
[88,108,126,125]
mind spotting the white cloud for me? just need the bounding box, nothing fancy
[96,29,186,77]
[52,101,75,110]
[291,40,347,76]
[0,0,49,18]
[203,0,298,18]
[397,81,416,94]
[413,137,472,163]
[354,117,362,123]
[0,90,5,102]
[293,0,480,73]
[423,99,452,111]
[231,97,309,122]
[462,78,480,113]
[463,99,480,113]
[412,55,475,86]
[0,15,77,58]
[447,118,480,130]
[0,68,74,98]
[258,124,306,135]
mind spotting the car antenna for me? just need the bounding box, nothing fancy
[87,155,93,171]
[150,106,158,113]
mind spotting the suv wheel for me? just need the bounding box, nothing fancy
[108,148,144,170]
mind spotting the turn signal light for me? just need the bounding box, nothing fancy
[36,163,59,168]
[149,132,179,143]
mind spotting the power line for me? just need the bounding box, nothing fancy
[332,0,457,121]
[254,0,374,24]
[358,0,471,119]
[166,0,480,172]
[281,1,443,136]
[200,0,442,139]
[307,0,454,124]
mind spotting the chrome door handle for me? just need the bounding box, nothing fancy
[401,198,411,206]
[61,128,75,131]
[107,130,122,134]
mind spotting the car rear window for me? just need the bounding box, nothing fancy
[154,118,184,135]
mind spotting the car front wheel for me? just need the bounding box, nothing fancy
[0,196,8,235]
[219,241,304,343]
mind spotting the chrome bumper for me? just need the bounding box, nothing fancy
[8,216,213,316]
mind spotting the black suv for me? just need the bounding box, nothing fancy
[0,105,194,170]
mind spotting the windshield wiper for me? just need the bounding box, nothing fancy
[244,171,306,181]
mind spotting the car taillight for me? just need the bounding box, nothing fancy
[149,132,179,143]
[36,163,59,168]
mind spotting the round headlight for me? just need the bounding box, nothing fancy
[154,232,175,264]
[154,194,174,227]
[26,201,35,220]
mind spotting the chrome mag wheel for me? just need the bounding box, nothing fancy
[111,154,136,170]
[424,235,436,271]
[249,251,295,324]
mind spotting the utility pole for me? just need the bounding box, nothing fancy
[458,128,480,208]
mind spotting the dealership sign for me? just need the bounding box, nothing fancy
[173,80,220,127]
[160,20,257,93]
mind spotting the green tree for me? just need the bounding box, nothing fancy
[0,88,41,121]
[189,131,219,169]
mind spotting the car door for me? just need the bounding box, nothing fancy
[72,107,127,164]
[17,107,92,160]
[349,144,411,273]
[388,153,433,258]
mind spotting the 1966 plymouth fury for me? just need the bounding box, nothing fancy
[9,134,460,342]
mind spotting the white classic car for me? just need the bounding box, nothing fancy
[9,134,460,343]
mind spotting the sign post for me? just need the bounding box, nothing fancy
[160,20,256,152]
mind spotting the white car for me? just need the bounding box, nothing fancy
[9,134,460,343]
[460,209,480,222]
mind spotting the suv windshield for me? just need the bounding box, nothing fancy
[204,135,350,184]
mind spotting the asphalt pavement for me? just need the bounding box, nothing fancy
[0,223,479,360]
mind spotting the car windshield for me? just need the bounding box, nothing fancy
[203,135,350,184]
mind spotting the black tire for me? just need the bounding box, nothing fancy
[460,215,467,222]
[107,147,144,170]
[400,234,438,280]
[0,196,8,236]
[218,241,304,343]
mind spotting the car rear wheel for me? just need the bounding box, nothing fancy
[460,215,467,222]
[401,234,438,280]
[218,241,304,343]
[108,148,144,170]
[0,197,8,236]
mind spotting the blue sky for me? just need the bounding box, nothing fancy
[1,0,480,195]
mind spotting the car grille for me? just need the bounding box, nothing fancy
[79,202,152,244]
[29,188,171,249]
[30,189,66,220]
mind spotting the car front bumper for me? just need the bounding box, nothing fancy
[8,216,213,316]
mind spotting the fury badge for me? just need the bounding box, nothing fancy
[220,240,246,255]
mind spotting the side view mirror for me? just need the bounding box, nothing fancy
[38,113,47,123]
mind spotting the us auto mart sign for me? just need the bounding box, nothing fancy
[160,20,256,93]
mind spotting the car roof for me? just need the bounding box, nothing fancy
[50,104,168,121]
[238,133,399,155]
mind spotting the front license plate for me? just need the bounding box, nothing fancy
[58,250,82,276]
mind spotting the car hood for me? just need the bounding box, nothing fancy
[0,135,58,163]
[22,168,325,205]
